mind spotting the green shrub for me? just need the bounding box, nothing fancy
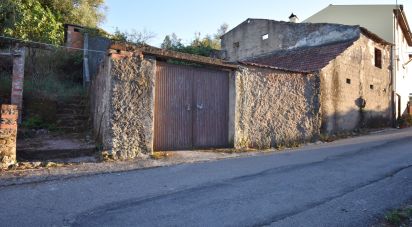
[21,115,57,131]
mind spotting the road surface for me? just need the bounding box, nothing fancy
[0,128,411,226]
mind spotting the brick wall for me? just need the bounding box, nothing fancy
[65,25,84,49]
[0,104,18,168]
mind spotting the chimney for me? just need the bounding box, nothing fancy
[289,13,299,23]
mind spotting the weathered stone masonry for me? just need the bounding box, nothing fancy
[91,54,156,159]
[319,34,392,133]
[0,105,18,168]
[235,66,321,149]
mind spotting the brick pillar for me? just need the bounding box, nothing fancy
[0,105,18,168]
[11,46,25,123]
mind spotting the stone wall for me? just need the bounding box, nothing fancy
[90,56,113,152]
[221,19,359,62]
[0,105,18,168]
[235,66,321,149]
[90,54,156,159]
[319,34,392,133]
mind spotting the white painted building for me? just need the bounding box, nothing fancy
[305,4,412,119]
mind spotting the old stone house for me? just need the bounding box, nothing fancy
[91,43,326,158]
[304,4,412,119]
[221,19,392,135]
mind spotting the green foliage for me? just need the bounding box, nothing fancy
[38,0,106,28]
[24,48,85,100]
[385,207,412,226]
[0,0,64,44]
[0,0,106,44]
[24,75,85,101]
[22,115,57,130]
[110,28,155,45]
[161,23,229,57]
[0,72,12,102]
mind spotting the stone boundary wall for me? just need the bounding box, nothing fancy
[235,66,321,149]
[0,104,18,168]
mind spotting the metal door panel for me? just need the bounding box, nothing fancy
[154,62,193,150]
[193,68,229,148]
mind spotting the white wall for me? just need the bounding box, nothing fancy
[394,15,412,116]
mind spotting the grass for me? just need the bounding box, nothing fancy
[24,75,85,101]
[384,206,412,226]
[21,116,58,131]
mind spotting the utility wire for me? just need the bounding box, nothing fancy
[0,35,107,53]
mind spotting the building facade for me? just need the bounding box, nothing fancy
[221,19,392,134]
[304,4,412,119]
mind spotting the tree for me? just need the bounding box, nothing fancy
[160,23,229,57]
[111,28,155,45]
[161,33,183,49]
[38,0,106,27]
[0,0,63,44]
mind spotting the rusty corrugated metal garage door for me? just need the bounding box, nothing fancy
[154,62,229,151]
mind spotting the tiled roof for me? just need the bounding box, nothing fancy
[242,40,355,72]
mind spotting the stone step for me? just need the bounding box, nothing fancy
[56,109,88,115]
[17,148,96,162]
[57,104,88,109]
[55,126,90,133]
[56,120,89,125]
[55,114,89,120]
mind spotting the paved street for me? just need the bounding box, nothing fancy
[1,128,412,227]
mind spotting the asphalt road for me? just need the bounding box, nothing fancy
[1,128,412,227]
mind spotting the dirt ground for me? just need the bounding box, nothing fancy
[0,149,267,187]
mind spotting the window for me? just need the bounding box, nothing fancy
[375,48,382,68]
[233,42,240,48]
[262,34,269,40]
[370,84,374,90]
[74,28,81,32]
[346,78,351,84]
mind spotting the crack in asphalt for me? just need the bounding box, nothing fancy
[70,136,412,226]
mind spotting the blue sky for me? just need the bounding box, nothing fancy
[101,0,412,47]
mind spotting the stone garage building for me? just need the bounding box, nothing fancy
[91,44,323,158]
[91,23,392,158]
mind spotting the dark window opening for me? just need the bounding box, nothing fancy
[375,48,382,68]
[346,78,351,84]
[74,28,81,32]
[370,84,374,90]
[233,42,240,48]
